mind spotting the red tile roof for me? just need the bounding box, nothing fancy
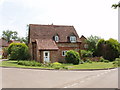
[29,24,81,43]
[0,38,9,47]
[36,39,58,50]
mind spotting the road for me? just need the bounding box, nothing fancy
[1,67,118,88]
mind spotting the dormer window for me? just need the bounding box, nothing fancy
[70,36,76,43]
[55,35,59,42]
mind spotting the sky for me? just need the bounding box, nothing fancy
[0,0,119,40]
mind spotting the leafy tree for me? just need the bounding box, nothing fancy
[112,3,120,9]
[65,50,80,65]
[17,37,28,45]
[87,35,101,52]
[8,43,30,60]
[80,50,93,58]
[2,30,18,42]
[96,38,120,61]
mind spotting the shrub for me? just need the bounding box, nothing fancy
[18,60,41,66]
[8,43,30,60]
[65,50,80,65]
[79,60,84,64]
[85,59,92,63]
[103,60,109,63]
[96,38,120,61]
[113,57,120,67]
[99,57,105,62]
[52,62,62,66]
[81,50,93,58]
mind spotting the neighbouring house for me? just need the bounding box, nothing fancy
[0,38,10,58]
[79,35,88,50]
[0,38,21,59]
[28,24,82,63]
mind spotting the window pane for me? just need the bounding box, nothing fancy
[45,53,48,56]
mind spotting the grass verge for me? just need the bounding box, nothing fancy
[0,60,116,70]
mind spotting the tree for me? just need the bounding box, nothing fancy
[17,37,28,45]
[2,30,18,42]
[112,3,120,9]
[8,43,30,60]
[96,38,120,61]
[87,35,101,52]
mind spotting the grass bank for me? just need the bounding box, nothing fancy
[0,60,116,70]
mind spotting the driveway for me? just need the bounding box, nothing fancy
[1,67,118,88]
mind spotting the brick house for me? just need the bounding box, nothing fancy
[0,38,21,58]
[28,24,82,63]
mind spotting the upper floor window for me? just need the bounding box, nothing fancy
[55,35,59,42]
[70,36,76,43]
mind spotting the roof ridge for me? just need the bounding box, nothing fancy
[29,24,73,27]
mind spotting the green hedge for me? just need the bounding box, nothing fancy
[65,50,80,65]
[8,43,30,60]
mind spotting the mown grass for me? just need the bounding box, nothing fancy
[0,60,53,69]
[0,60,115,70]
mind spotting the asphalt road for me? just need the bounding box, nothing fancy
[1,67,118,88]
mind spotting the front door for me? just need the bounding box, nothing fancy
[43,51,50,63]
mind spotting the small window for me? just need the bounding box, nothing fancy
[55,36,59,42]
[62,51,67,56]
[70,36,76,43]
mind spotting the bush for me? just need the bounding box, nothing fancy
[81,50,93,58]
[18,60,41,66]
[113,57,120,67]
[85,59,92,63]
[99,57,105,62]
[65,50,80,65]
[96,38,120,61]
[79,60,84,64]
[52,62,62,66]
[8,43,30,60]
[103,60,109,63]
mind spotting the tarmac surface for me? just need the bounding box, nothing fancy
[1,67,118,88]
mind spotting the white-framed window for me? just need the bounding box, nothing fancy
[84,44,88,49]
[55,35,59,42]
[70,36,76,43]
[62,51,67,56]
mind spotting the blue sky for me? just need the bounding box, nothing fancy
[0,0,119,40]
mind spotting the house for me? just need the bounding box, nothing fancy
[79,35,88,50]
[0,38,10,58]
[28,24,83,63]
[0,38,21,58]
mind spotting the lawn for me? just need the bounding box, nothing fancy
[0,60,115,70]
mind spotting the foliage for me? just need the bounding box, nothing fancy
[52,62,62,66]
[65,50,80,65]
[17,37,28,45]
[113,57,120,67]
[80,50,93,58]
[1,60,115,69]
[17,61,68,70]
[18,60,41,66]
[103,60,109,63]
[86,35,101,52]
[96,38,120,61]
[99,57,105,62]
[2,47,8,59]
[8,43,30,60]
[112,3,120,9]
[2,30,18,42]
[85,59,92,63]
